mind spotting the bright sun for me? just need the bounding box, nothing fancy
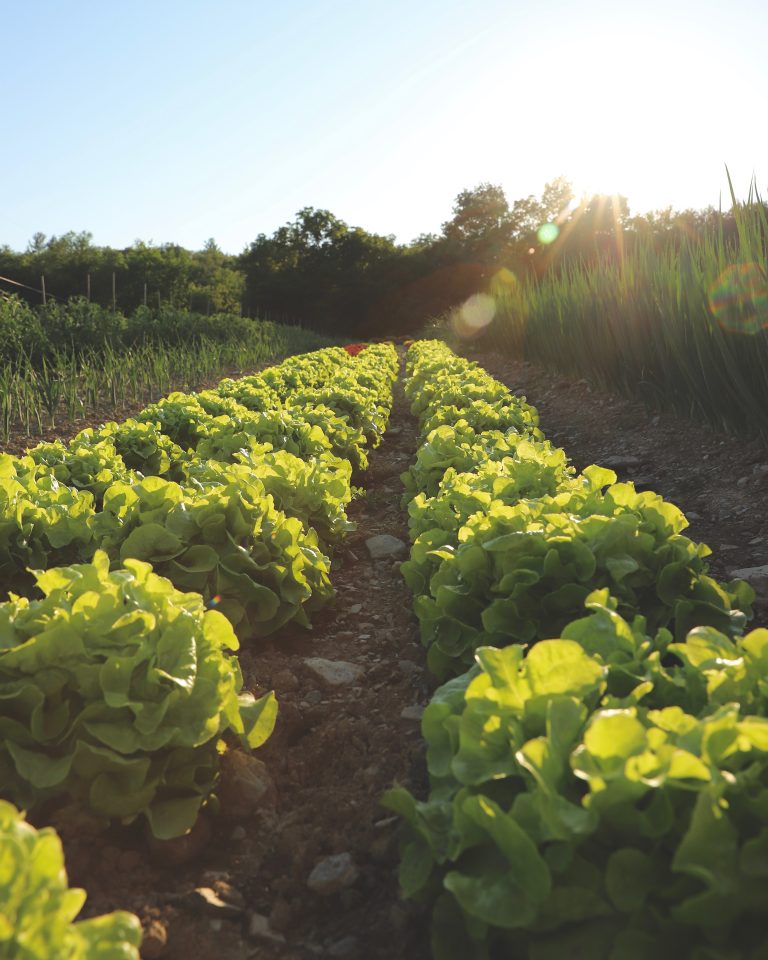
[531,26,717,214]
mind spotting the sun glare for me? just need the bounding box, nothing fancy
[524,26,723,214]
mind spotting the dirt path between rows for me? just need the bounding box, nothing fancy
[62,364,429,960]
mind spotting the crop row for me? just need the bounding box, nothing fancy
[0,342,398,959]
[389,341,766,960]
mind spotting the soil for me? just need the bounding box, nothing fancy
[18,348,768,960]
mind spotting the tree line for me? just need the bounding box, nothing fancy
[0,178,745,337]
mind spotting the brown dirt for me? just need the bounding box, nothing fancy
[28,348,768,960]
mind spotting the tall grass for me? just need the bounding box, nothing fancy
[483,185,768,436]
[0,316,335,442]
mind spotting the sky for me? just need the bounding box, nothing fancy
[2,0,767,254]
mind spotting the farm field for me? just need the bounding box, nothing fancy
[2,340,767,960]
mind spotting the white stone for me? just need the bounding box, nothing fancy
[303,657,364,686]
[365,534,408,560]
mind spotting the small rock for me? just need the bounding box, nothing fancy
[213,880,245,910]
[217,752,275,819]
[749,536,765,545]
[328,936,360,958]
[272,668,299,692]
[400,705,424,721]
[687,511,702,521]
[349,603,363,614]
[141,919,168,959]
[730,565,768,594]
[719,544,740,551]
[230,825,247,841]
[601,455,642,469]
[307,853,359,895]
[752,463,768,476]
[187,887,243,919]
[304,658,365,686]
[387,426,402,436]
[365,534,408,560]
[398,660,420,676]
[248,912,287,945]
[304,688,323,705]
[651,415,661,426]
[737,476,750,488]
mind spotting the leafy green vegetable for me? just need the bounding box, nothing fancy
[0,454,95,598]
[26,437,135,507]
[0,551,277,837]
[80,419,187,479]
[94,471,334,637]
[393,341,761,959]
[0,800,142,959]
[387,593,768,959]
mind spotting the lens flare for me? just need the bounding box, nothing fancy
[708,263,768,334]
[489,267,518,296]
[537,223,559,245]
[452,292,496,340]
[209,594,222,607]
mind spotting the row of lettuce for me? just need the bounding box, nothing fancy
[388,340,766,960]
[0,342,398,958]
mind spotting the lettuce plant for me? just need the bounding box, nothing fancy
[0,552,277,838]
[185,452,353,550]
[387,592,768,960]
[0,454,94,599]
[80,419,187,479]
[26,437,134,507]
[411,478,751,677]
[0,800,142,959]
[94,474,334,636]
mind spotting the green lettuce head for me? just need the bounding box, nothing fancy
[0,551,277,838]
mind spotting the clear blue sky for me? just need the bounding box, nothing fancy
[2,0,767,253]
